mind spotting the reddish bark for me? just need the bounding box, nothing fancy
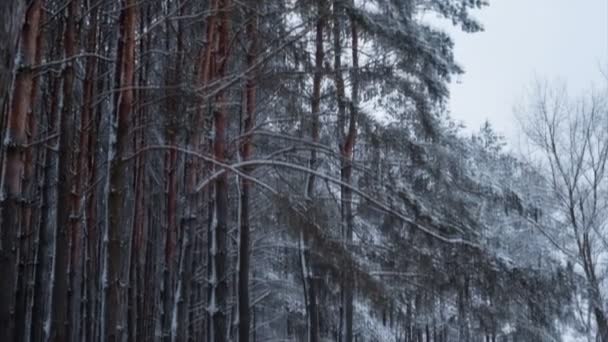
[208,0,232,340]
[0,1,42,339]
[20,7,44,339]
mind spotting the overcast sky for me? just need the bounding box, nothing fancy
[443,0,608,144]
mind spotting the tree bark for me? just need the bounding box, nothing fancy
[53,0,79,339]
[80,5,99,340]
[0,0,25,110]
[333,1,358,342]
[301,3,325,341]
[104,0,137,340]
[0,1,42,339]
[208,0,231,341]
[32,46,63,341]
[163,18,180,340]
[20,7,44,340]
[237,3,257,341]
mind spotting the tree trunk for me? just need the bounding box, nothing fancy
[104,0,137,340]
[84,10,102,341]
[0,1,42,339]
[21,7,44,340]
[163,33,179,342]
[77,3,99,341]
[32,53,62,342]
[338,8,359,342]
[167,5,189,340]
[53,0,78,338]
[186,1,215,339]
[208,0,231,341]
[237,3,257,341]
[300,3,325,341]
[593,299,608,341]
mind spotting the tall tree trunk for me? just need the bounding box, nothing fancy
[187,2,216,339]
[333,0,357,340]
[166,10,187,337]
[163,13,180,338]
[53,0,79,339]
[129,84,145,342]
[133,6,153,340]
[203,2,219,342]
[129,13,150,337]
[0,1,42,339]
[104,0,137,340]
[339,13,359,342]
[301,2,325,341]
[68,0,86,333]
[208,0,231,341]
[32,46,62,341]
[237,3,257,341]
[21,8,44,340]
[81,14,99,339]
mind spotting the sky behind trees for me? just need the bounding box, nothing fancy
[446,0,608,143]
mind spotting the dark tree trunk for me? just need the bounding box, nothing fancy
[105,0,137,340]
[300,3,325,341]
[0,1,42,339]
[338,9,359,342]
[163,21,179,340]
[594,306,608,341]
[53,0,78,339]
[237,2,257,341]
[20,6,44,339]
[0,0,25,110]
[32,40,63,340]
[208,0,231,340]
[78,3,99,341]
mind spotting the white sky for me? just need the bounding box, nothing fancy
[444,0,608,144]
